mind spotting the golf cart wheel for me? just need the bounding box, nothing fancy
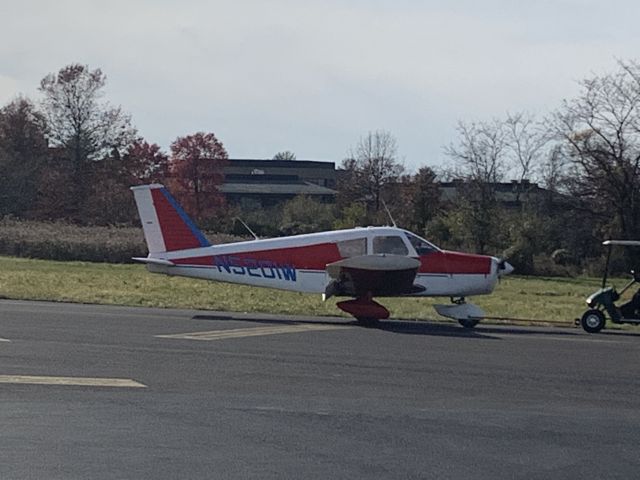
[458,318,480,329]
[580,309,606,333]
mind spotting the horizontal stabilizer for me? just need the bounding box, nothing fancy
[132,257,175,266]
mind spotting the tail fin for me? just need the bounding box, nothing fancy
[131,184,211,254]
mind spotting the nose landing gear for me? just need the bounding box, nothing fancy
[434,297,484,328]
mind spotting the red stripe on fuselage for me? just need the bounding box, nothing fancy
[151,189,203,251]
[173,242,341,270]
[419,251,491,275]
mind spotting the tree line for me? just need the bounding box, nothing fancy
[1,61,640,274]
[0,64,228,226]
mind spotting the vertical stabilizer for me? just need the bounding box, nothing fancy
[131,184,211,254]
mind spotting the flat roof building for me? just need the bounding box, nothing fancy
[221,159,337,207]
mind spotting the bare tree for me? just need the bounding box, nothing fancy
[445,119,507,183]
[552,59,640,242]
[539,144,567,193]
[444,119,508,254]
[504,111,549,184]
[39,64,137,171]
[272,150,296,160]
[38,64,137,219]
[347,130,404,212]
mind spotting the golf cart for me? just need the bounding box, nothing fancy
[578,240,640,333]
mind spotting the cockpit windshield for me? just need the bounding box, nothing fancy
[403,232,439,255]
[372,235,409,255]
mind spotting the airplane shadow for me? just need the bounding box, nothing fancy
[190,313,583,340]
[373,320,501,339]
[191,313,640,339]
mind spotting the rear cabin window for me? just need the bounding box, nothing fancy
[372,236,409,255]
[404,232,438,255]
[337,238,367,258]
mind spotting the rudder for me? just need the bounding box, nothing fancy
[131,184,211,254]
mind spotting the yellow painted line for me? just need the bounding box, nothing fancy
[0,375,147,388]
[156,324,349,341]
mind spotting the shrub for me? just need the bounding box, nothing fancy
[0,218,242,263]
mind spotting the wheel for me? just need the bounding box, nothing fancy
[580,309,606,333]
[356,317,379,327]
[458,318,480,329]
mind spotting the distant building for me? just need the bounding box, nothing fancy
[439,179,560,209]
[220,159,337,207]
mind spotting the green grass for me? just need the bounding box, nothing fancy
[0,255,627,326]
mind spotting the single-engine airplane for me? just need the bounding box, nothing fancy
[131,184,513,327]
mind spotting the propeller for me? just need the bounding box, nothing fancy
[496,258,514,278]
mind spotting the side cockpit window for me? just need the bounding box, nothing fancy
[404,232,438,255]
[337,238,367,258]
[372,236,409,255]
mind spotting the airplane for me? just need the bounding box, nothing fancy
[131,184,514,327]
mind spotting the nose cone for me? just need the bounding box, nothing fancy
[497,259,514,277]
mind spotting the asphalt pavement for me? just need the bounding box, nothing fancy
[1,300,639,480]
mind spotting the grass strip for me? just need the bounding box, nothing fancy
[0,256,617,326]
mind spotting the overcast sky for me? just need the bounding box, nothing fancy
[1,0,639,171]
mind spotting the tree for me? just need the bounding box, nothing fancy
[169,132,228,224]
[38,64,137,217]
[445,120,507,254]
[504,112,549,196]
[0,97,48,217]
[272,150,296,160]
[39,64,137,165]
[280,195,335,235]
[124,140,169,185]
[552,60,640,246]
[446,119,507,183]
[400,167,441,234]
[343,130,404,213]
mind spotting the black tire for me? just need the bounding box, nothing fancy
[581,309,606,333]
[458,318,480,329]
[356,317,379,328]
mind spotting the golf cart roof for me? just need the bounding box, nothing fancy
[602,240,640,247]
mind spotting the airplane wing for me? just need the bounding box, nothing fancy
[324,254,425,299]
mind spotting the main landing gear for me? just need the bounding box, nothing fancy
[336,294,485,329]
[336,294,390,327]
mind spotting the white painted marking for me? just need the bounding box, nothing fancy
[0,375,147,388]
[0,337,10,342]
[156,324,349,341]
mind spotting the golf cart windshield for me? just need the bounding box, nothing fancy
[601,240,640,288]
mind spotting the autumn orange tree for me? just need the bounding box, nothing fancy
[124,140,169,185]
[169,132,228,225]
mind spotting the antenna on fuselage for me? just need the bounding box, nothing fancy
[234,217,259,240]
[380,198,397,228]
